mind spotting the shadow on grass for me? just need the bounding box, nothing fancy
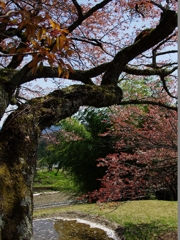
[115,222,177,240]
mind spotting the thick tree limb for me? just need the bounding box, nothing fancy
[9,62,111,88]
[9,60,177,91]
[3,84,123,131]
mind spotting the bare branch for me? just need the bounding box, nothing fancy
[71,0,83,18]
[160,76,177,99]
[68,0,113,32]
[123,65,177,77]
[155,50,177,56]
[120,100,177,111]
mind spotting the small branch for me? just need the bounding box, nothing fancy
[135,3,145,18]
[71,0,83,18]
[160,76,177,99]
[123,65,177,77]
[0,51,39,57]
[68,0,112,33]
[0,10,19,18]
[144,62,177,69]
[153,33,177,52]
[120,100,177,111]
[71,37,103,48]
[155,50,177,56]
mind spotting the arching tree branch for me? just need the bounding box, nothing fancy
[101,10,177,85]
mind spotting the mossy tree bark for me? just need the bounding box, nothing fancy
[0,116,39,240]
[0,84,122,240]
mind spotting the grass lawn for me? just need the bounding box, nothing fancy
[34,200,177,239]
[34,169,78,192]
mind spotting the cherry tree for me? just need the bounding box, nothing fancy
[88,104,177,202]
[0,0,177,239]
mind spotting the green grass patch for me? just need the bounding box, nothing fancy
[34,170,78,192]
[34,200,177,240]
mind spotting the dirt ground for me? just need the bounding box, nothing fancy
[33,192,177,240]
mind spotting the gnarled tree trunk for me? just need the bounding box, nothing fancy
[0,84,123,240]
[0,108,40,240]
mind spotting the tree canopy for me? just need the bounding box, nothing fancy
[0,0,177,123]
[88,104,177,202]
